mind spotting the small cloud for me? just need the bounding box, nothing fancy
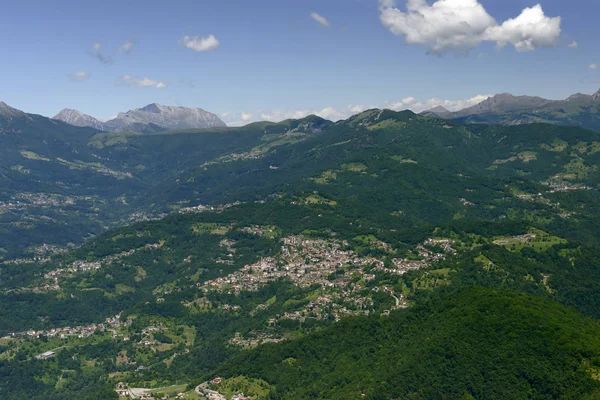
[241,112,253,122]
[590,64,598,70]
[119,40,134,54]
[348,105,365,113]
[568,41,578,49]
[181,34,220,52]
[116,75,167,88]
[69,71,90,82]
[311,12,331,28]
[90,42,112,64]
[402,97,416,105]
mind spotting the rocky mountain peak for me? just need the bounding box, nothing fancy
[593,89,600,100]
[54,109,107,131]
[0,101,24,117]
[566,93,591,102]
[140,103,165,113]
[111,104,226,130]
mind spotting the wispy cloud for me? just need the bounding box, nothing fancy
[568,41,578,49]
[590,64,598,70]
[181,34,220,52]
[379,0,561,54]
[311,12,331,28]
[116,75,167,88]
[90,42,112,64]
[118,40,134,54]
[68,71,90,82]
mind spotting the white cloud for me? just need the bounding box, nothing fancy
[116,75,167,89]
[311,12,331,28]
[484,5,561,52]
[379,0,561,54]
[69,71,90,81]
[399,94,491,113]
[182,34,220,52]
[316,107,347,120]
[119,40,134,54]
[348,105,366,113]
[590,64,598,70]
[220,94,493,126]
[568,41,578,49]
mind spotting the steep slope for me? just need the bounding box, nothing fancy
[0,101,26,119]
[0,110,330,259]
[215,288,600,399]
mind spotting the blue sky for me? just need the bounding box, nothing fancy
[1,0,599,124]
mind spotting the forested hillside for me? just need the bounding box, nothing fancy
[2,108,600,399]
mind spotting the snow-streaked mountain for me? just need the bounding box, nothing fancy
[54,109,108,131]
[110,103,226,131]
[54,103,227,133]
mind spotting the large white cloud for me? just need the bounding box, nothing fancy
[182,35,220,52]
[484,5,561,52]
[116,75,167,89]
[379,0,561,54]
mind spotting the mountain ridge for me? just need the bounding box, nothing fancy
[53,103,227,133]
[421,88,600,131]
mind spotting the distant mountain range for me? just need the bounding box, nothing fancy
[422,88,600,131]
[50,87,600,134]
[53,103,226,133]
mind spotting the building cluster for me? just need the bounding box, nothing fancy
[203,235,383,295]
[228,332,285,348]
[10,313,131,341]
[545,180,591,193]
[202,235,457,324]
[376,239,456,276]
[178,201,242,214]
[43,243,162,282]
[494,233,538,245]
